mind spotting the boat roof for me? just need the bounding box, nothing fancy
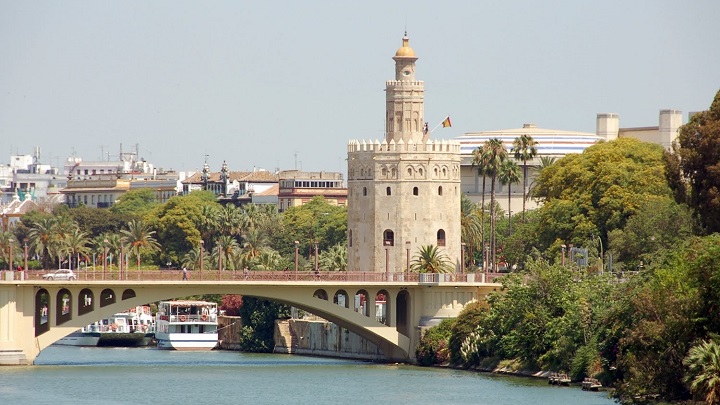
[159,300,216,306]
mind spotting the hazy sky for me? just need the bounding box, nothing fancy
[1,1,718,175]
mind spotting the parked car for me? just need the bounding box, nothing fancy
[42,269,77,281]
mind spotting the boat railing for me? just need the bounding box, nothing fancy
[168,314,217,323]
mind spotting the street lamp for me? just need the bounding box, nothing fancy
[103,239,108,280]
[199,240,204,280]
[405,241,411,273]
[120,243,124,280]
[8,238,13,272]
[384,240,391,278]
[314,241,319,274]
[484,242,490,273]
[561,244,567,266]
[24,238,28,273]
[461,242,466,274]
[294,241,299,274]
[217,242,223,279]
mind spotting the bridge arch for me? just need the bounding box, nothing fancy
[2,278,498,365]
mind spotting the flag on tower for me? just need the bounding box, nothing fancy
[441,116,452,128]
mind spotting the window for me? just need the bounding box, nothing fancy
[413,187,418,196]
[438,186,443,196]
[349,230,353,247]
[386,187,391,196]
[437,229,446,247]
[363,187,367,196]
[383,229,394,246]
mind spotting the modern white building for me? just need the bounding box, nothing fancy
[456,109,686,215]
[347,34,462,273]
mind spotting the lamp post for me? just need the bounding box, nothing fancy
[217,242,223,280]
[461,242,466,274]
[405,241,411,274]
[103,239,108,280]
[199,240,204,281]
[294,241,299,275]
[561,244,567,266]
[119,243,124,280]
[8,238,13,272]
[384,240,391,279]
[484,242,490,273]
[24,238,28,273]
[314,241,319,274]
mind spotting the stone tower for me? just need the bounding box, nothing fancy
[347,33,461,274]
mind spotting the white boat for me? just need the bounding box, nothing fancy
[154,300,218,351]
[56,305,155,347]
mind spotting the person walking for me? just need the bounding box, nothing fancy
[182,267,188,281]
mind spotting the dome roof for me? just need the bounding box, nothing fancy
[394,33,416,58]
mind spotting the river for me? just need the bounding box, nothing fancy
[0,346,616,405]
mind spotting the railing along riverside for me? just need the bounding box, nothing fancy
[5,269,502,284]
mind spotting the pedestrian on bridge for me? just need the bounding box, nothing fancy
[182,267,188,281]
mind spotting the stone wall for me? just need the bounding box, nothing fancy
[273,319,385,361]
[217,315,243,350]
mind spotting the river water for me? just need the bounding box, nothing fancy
[0,346,616,405]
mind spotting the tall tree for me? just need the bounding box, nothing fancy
[120,219,160,270]
[484,138,509,270]
[498,159,521,235]
[61,227,90,270]
[512,134,538,223]
[471,145,490,269]
[460,194,482,271]
[28,216,59,269]
[676,90,720,234]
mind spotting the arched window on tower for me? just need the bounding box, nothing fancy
[386,187,391,196]
[363,187,367,196]
[349,230,353,247]
[413,187,418,196]
[438,186,443,195]
[437,229,446,247]
[383,229,395,246]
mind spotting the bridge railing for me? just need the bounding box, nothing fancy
[3,269,503,283]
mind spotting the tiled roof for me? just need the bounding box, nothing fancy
[183,170,279,184]
[255,184,279,196]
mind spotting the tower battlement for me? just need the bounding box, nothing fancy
[347,139,460,154]
[385,80,424,87]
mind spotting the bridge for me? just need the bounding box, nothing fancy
[0,270,501,365]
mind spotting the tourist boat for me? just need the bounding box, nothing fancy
[55,305,155,347]
[154,300,219,351]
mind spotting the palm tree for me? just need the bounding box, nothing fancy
[240,227,267,264]
[181,246,203,270]
[512,134,538,223]
[0,230,18,269]
[319,244,348,271]
[28,216,59,269]
[684,339,720,405]
[471,145,490,268]
[410,245,453,274]
[460,194,482,271]
[62,227,90,271]
[216,234,240,270]
[484,138,508,271]
[498,159,521,234]
[120,219,160,271]
[217,204,242,236]
[198,204,220,244]
[254,248,283,270]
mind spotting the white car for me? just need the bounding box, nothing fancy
[42,269,77,281]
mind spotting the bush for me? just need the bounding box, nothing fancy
[416,319,455,366]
